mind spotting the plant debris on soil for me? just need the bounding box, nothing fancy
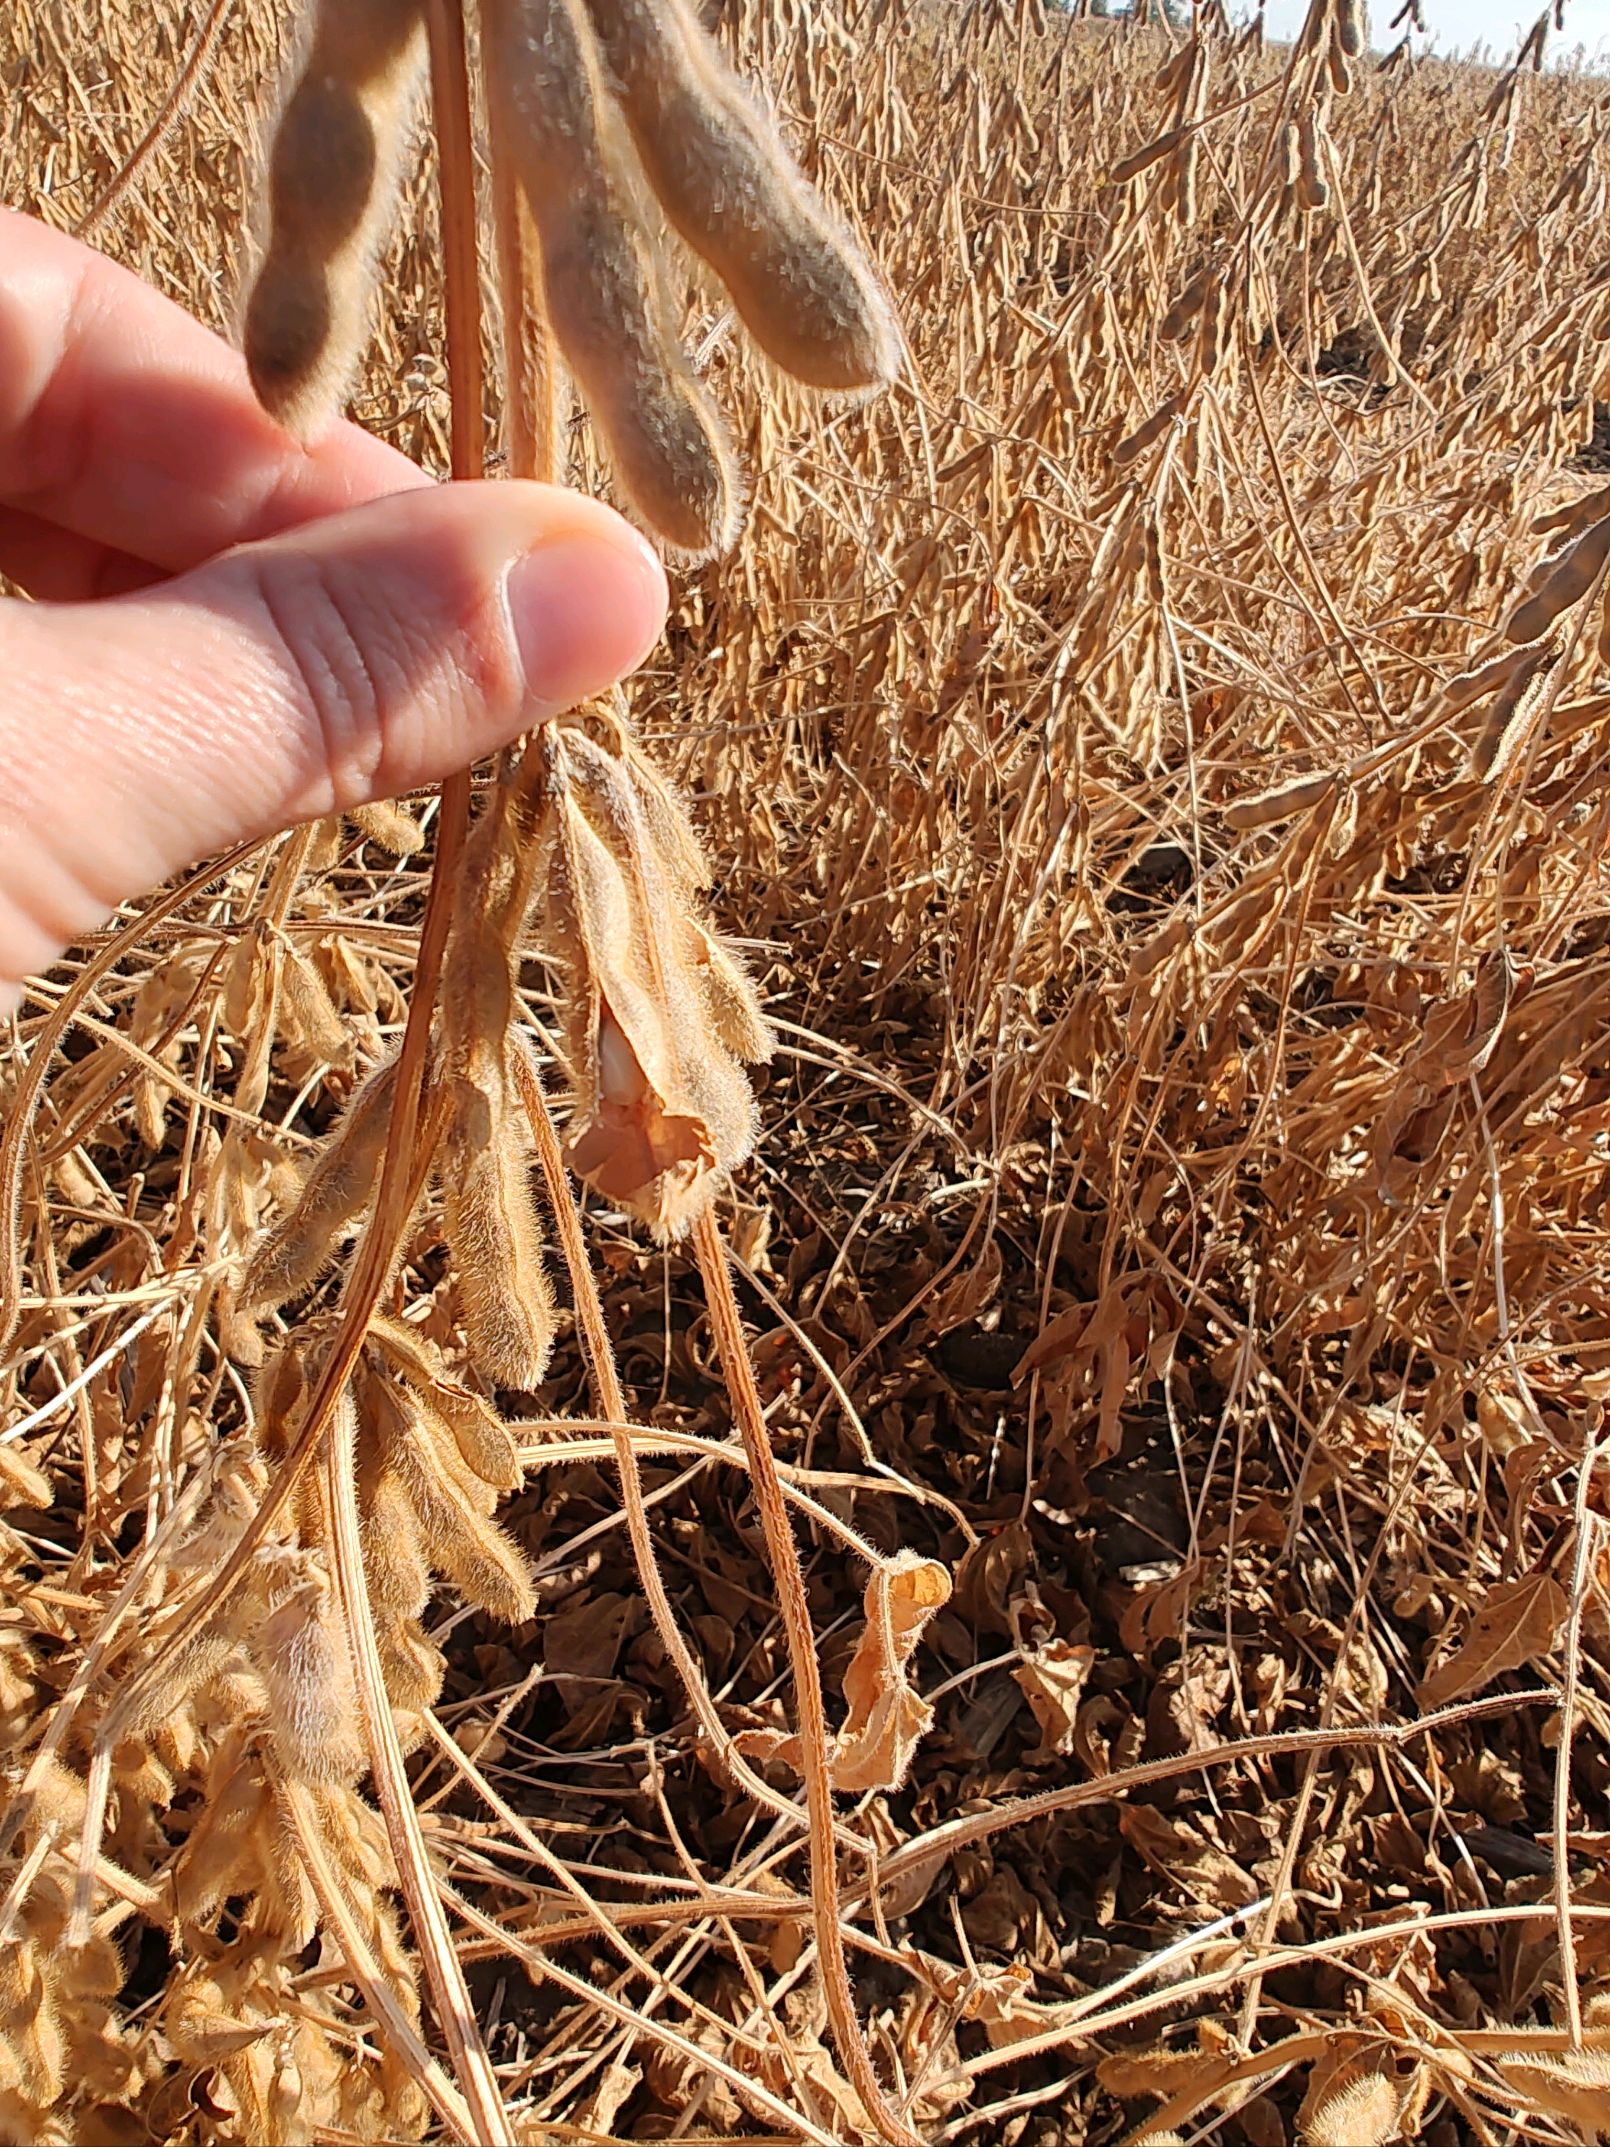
[4,0,1610,2141]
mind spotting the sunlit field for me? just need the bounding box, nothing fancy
[4,1,1610,2140]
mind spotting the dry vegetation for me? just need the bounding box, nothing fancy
[5,0,1610,2140]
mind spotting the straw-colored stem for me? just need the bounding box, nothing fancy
[511,1041,844,1847]
[426,0,485,481]
[315,4,510,2136]
[690,1204,920,2147]
[275,1766,478,2142]
[490,97,560,486]
[324,1395,512,2144]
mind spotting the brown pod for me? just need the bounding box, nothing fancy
[582,0,898,393]
[368,1369,536,1623]
[1110,124,1189,185]
[1430,638,1547,720]
[1532,479,1610,536]
[357,1456,433,1620]
[242,0,428,435]
[440,1067,557,1391]
[1161,268,1210,343]
[278,939,353,1067]
[482,0,742,556]
[1112,391,1185,468]
[1506,514,1610,643]
[255,1560,366,1785]
[347,798,425,855]
[1297,108,1330,212]
[1280,118,1302,189]
[1224,773,1336,831]
[241,1054,399,1315]
[1337,0,1368,59]
[1197,279,1233,377]
[1470,645,1560,781]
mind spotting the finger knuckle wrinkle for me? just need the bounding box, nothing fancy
[255,556,393,807]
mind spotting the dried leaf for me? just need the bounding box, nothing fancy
[829,1552,950,1793]
[1119,1804,1261,1907]
[925,1232,1003,1340]
[1420,1569,1568,1708]
[1012,1638,1095,1757]
[1409,949,1518,1089]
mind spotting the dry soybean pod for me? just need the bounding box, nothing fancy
[1297,107,1330,211]
[1426,638,1546,721]
[1224,772,1337,831]
[242,0,429,435]
[1197,278,1233,377]
[582,0,898,392]
[482,0,741,556]
[241,1054,401,1316]
[1506,515,1610,643]
[439,1068,557,1392]
[1111,123,1188,184]
[369,1315,523,1490]
[1113,390,1185,468]
[1161,267,1211,343]
[1534,479,1610,536]
[347,799,425,856]
[1470,645,1561,782]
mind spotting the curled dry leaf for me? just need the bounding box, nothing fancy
[925,1231,1003,1340]
[1119,1802,1261,1909]
[1407,948,1519,1090]
[831,1551,951,1794]
[1012,1636,1095,1758]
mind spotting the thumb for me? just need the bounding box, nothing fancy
[0,483,667,1004]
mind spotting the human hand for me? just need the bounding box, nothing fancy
[0,209,669,1015]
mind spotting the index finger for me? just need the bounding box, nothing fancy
[0,208,431,574]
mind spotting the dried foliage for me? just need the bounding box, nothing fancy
[6,0,1610,2141]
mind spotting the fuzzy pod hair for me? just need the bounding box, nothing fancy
[254,1557,367,1784]
[241,0,428,435]
[367,1316,524,1492]
[439,1066,558,1392]
[1470,643,1561,781]
[582,0,899,393]
[240,1054,400,1317]
[366,1367,537,1624]
[1429,638,1550,722]
[435,798,559,1393]
[482,0,743,557]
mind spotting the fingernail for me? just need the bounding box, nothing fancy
[505,527,668,713]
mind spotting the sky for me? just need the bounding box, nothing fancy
[1258,0,1610,63]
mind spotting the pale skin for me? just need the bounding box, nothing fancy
[0,208,670,1013]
